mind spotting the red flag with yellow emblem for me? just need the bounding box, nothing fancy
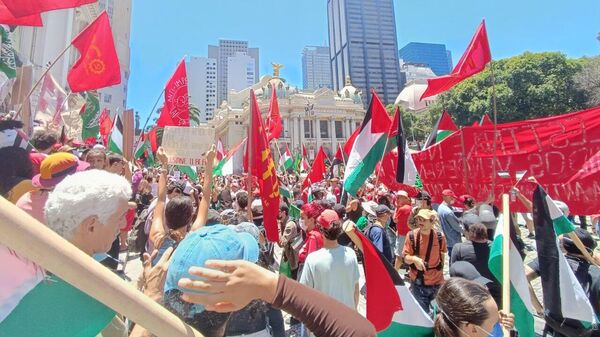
[67,11,121,93]
[246,89,280,242]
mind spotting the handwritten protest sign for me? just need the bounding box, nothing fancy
[161,126,214,166]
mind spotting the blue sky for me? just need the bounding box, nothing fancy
[128,0,600,119]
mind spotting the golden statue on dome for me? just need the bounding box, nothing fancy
[272,63,283,77]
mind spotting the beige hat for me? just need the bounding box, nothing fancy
[396,190,410,199]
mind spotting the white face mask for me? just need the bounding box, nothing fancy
[300,219,308,231]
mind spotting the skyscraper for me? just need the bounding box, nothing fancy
[187,57,217,123]
[327,0,402,105]
[302,46,332,90]
[227,52,256,93]
[398,42,454,76]
[208,40,259,105]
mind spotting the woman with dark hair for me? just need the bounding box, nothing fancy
[435,278,514,337]
[298,202,325,265]
[0,146,34,203]
[346,199,368,231]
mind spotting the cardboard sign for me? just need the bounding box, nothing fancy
[161,126,214,166]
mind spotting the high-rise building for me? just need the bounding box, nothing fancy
[398,42,453,76]
[227,52,256,93]
[399,61,436,88]
[208,39,259,105]
[302,46,332,90]
[327,0,402,105]
[97,0,132,118]
[187,57,217,123]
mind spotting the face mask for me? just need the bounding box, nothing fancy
[300,220,308,231]
[93,253,109,262]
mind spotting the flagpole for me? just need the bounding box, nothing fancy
[490,62,499,199]
[15,44,72,120]
[135,88,165,151]
[501,194,511,337]
[247,91,254,222]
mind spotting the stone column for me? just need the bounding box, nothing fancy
[293,116,300,151]
[300,117,305,149]
[330,118,336,150]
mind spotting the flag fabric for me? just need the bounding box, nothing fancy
[567,149,600,184]
[395,108,418,185]
[420,20,491,100]
[245,90,280,242]
[0,126,32,150]
[343,127,360,158]
[1,0,97,17]
[0,3,42,26]
[98,108,111,146]
[532,186,596,330]
[157,59,190,127]
[177,165,198,182]
[343,90,392,196]
[79,91,100,141]
[422,110,458,149]
[279,144,293,171]
[35,73,67,127]
[488,215,536,337]
[289,203,301,220]
[303,146,326,189]
[354,230,434,336]
[330,145,345,177]
[107,112,123,155]
[293,151,301,173]
[147,127,159,153]
[480,114,494,126]
[213,138,246,177]
[300,145,310,172]
[279,184,292,199]
[134,133,146,159]
[265,85,282,143]
[67,11,121,93]
[0,25,16,79]
[216,138,225,161]
[0,246,115,337]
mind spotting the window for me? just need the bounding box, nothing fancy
[320,120,329,138]
[104,94,112,103]
[304,120,313,138]
[335,121,343,138]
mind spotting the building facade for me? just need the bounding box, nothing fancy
[208,40,259,107]
[227,52,256,93]
[187,56,217,123]
[302,46,332,90]
[399,61,436,88]
[327,0,402,105]
[398,42,453,76]
[209,67,364,160]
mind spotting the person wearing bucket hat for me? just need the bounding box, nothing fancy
[16,152,89,223]
[163,224,259,337]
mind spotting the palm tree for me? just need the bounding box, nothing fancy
[189,103,201,126]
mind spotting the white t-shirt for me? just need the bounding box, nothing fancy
[299,245,360,309]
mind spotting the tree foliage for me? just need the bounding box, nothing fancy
[428,52,590,126]
[574,56,600,107]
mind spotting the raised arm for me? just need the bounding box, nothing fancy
[191,145,216,232]
[149,148,168,248]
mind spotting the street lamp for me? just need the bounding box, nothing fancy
[305,101,315,141]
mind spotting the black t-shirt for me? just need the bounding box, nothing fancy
[451,240,495,281]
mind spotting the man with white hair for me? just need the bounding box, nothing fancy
[45,169,132,256]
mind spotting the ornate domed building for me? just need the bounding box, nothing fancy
[209,65,365,159]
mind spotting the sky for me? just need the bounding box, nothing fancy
[128,0,600,120]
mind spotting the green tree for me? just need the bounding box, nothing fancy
[428,52,589,126]
[189,103,201,126]
[385,104,433,144]
[574,56,600,107]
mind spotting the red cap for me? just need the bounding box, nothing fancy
[459,194,473,203]
[442,189,457,198]
[317,209,340,229]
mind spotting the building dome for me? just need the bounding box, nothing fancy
[339,75,360,98]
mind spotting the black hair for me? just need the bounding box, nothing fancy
[0,147,33,197]
[165,196,194,230]
[236,191,248,209]
[321,221,343,240]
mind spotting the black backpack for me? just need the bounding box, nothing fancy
[129,207,151,254]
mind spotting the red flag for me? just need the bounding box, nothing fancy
[388,107,400,138]
[303,146,326,188]
[67,11,121,93]
[421,20,491,100]
[480,114,494,126]
[157,59,190,127]
[370,90,393,134]
[334,145,344,163]
[246,90,280,242]
[355,229,402,331]
[1,0,96,17]
[567,149,600,184]
[302,144,308,157]
[147,127,158,153]
[98,108,112,146]
[0,2,41,26]
[265,85,282,143]
[216,138,225,161]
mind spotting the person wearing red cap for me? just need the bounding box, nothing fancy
[438,189,464,260]
[299,209,360,336]
[393,190,412,270]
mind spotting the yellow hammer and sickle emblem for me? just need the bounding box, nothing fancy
[85,35,106,76]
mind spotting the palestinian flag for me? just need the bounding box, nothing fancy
[280,144,293,171]
[0,246,115,337]
[393,107,417,185]
[107,112,123,155]
[134,133,146,159]
[177,165,198,182]
[279,184,292,199]
[331,145,345,177]
[213,138,246,177]
[0,126,32,150]
[488,215,535,337]
[79,91,101,141]
[216,138,225,161]
[532,186,596,330]
[134,134,155,167]
[343,90,391,196]
[354,230,434,336]
[422,110,457,149]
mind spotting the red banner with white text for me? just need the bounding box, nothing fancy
[413,106,600,215]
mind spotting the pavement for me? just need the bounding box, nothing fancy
[117,216,595,336]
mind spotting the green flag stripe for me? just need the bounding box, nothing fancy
[343,135,387,196]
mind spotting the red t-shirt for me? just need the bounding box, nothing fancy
[394,204,413,236]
